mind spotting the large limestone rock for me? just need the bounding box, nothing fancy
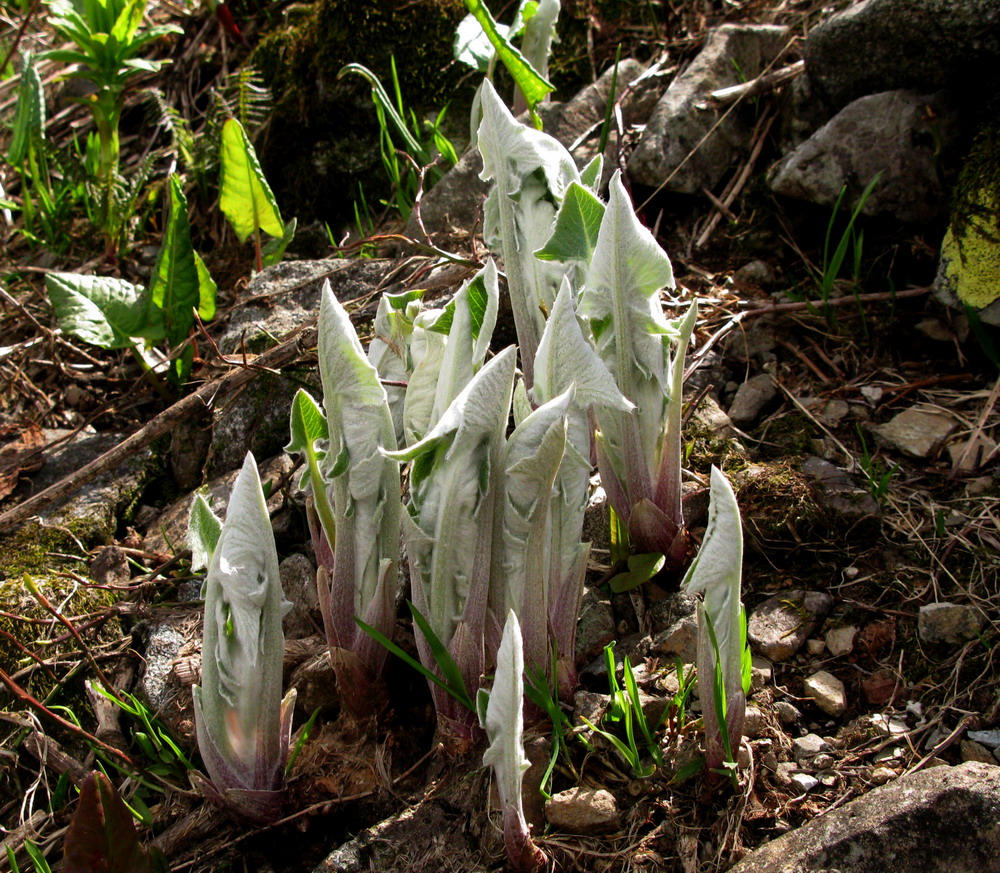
[730,762,1000,873]
[628,24,789,194]
[804,0,1000,110]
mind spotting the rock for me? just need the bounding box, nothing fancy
[803,670,847,717]
[969,730,1000,749]
[768,90,961,224]
[870,766,897,785]
[800,456,880,520]
[7,428,158,560]
[280,553,320,640]
[862,670,899,706]
[651,614,699,664]
[775,700,802,726]
[688,393,738,440]
[948,434,999,473]
[750,655,773,693]
[729,761,1000,873]
[744,703,767,738]
[629,24,790,193]
[798,397,849,427]
[142,455,293,557]
[733,260,776,289]
[545,787,620,835]
[872,407,957,460]
[804,0,1000,110]
[933,120,1000,325]
[790,773,819,793]
[748,590,833,662]
[727,374,778,427]
[208,259,400,477]
[792,734,831,765]
[825,625,858,657]
[962,740,996,765]
[573,691,610,729]
[575,588,616,663]
[918,602,984,644]
[405,59,653,240]
[805,638,825,656]
[289,651,340,718]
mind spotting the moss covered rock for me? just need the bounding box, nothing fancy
[249,0,469,228]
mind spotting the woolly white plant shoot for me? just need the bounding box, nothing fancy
[681,466,749,773]
[480,610,546,873]
[190,452,296,823]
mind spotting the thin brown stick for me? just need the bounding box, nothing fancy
[0,321,318,530]
[741,285,930,316]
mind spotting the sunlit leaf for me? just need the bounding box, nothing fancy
[219,118,284,243]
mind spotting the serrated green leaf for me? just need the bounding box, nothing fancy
[219,118,284,243]
[46,273,164,350]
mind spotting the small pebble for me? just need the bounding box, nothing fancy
[870,766,897,785]
[790,773,819,792]
[803,670,847,717]
[774,700,802,725]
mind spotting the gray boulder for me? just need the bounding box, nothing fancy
[628,24,790,194]
[769,90,962,223]
[730,761,1000,873]
[204,259,400,477]
[805,0,1000,110]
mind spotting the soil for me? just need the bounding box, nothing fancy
[1,2,998,872]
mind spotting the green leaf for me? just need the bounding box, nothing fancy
[462,0,553,112]
[187,494,222,573]
[194,252,217,320]
[261,216,296,267]
[148,174,202,347]
[284,388,329,495]
[580,154,603,191]
[9,52,45,167]
[63,772,153,873]
[609,551,666,594]
[356,605,473,711]
[46,273,164,350]
[219,118,284,243]
[535,182,606,263]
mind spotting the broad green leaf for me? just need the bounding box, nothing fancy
[46,273,164,349]
[9,52,45,167]
[148,174,203,347]
[535,182,606,264]
[63,772,153,873]
[462,0,553,112]
[219,118,284,243]
[608,551,665,593]
[187,494,222,573]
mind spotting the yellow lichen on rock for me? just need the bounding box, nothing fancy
[939,199,1000,309]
